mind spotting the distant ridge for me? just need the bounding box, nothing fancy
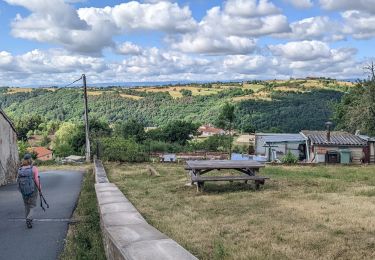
[5,77,363,88]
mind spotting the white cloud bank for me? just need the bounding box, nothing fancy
[0,0,373,85]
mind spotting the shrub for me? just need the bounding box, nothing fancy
[281,151,299,164]
[99,137,147,162]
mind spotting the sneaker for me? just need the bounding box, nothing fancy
[26,219,32,229]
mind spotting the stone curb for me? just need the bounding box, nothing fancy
[94,159,198,260]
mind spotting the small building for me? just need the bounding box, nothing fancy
[160,154,177,163]
[255,133,307,162]
[0,109,19,186]
[358,135,375,164]
[30,147,53,161]
[198,124,225,137]
[301,130,367,164]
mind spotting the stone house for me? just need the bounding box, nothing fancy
[0,109,19,186]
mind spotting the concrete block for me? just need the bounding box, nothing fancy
[106,223,168,246]
[95,183,116,189]
[97,189,124,197]
[122,239,198,260]
[100,202,138,214]
[97,194,129,205]
[102,211,146,227]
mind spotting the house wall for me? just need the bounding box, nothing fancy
[369,142,375,164]
[310,146,364,164]
[0,115,19,186]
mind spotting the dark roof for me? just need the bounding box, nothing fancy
[257,133,306,143]
[0,109,17,133]
[301,131,367,146]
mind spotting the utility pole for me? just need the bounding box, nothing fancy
[82,74,91,162]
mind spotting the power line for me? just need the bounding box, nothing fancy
[62,76,83,88]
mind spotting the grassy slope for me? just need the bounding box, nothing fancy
[59,168,106,260]
[106,163,375,260]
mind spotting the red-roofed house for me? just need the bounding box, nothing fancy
[30,147,53,161]
[198,124,225,137]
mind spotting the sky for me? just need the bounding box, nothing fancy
[0,0,375,86]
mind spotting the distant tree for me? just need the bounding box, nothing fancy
[14,115,43,140]
[216,103,236,159]
[162,120,198,145]
[180,89,192,97]
[242,121,256,134]
[114,119,145,142]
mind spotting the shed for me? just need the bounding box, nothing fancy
[255,133,307,162]
[0,109,19,186]
[358,135,375,164]
[301,130,367,164]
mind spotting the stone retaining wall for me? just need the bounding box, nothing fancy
[94,159,198,260]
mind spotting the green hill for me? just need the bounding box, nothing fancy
[0,79,350,132]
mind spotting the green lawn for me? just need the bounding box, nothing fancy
[106,163,375,260]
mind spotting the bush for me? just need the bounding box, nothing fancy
[281,151,299,164]
[99,137,147,162]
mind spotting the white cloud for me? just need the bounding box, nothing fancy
[6,0,197,54]
[169,35,257,55]
[224,0,280,17]
[341,11,375,39]
[275,16,345,41]
[269,41,332,61]
[284,0,313,9]
[169,0,290,54]
[115,42,143,55]
[319,0,375,13]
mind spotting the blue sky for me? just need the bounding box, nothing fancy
[0,0,374,86]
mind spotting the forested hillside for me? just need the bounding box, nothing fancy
[0,79,347,132]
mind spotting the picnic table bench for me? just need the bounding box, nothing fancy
[185,160,269,192]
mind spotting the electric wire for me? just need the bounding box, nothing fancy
[62,76,83,88]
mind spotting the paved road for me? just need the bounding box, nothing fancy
[0,170,84,260]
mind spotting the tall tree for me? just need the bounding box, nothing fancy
[217,103,236,159]
[334,63,375,135]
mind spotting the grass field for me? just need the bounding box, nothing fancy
[60,168,106,260]
[106,163,375,260]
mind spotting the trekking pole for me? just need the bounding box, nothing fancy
[34,176,49,211]
[38,176,49,209]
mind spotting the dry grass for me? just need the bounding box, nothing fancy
[7,88,33,94]
[106,163,375,260]
[134,86,220,98]
[242,84,265,92]
[233,91,273,102]
[119,93,143,100]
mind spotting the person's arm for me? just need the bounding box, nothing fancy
[32,166,41,191]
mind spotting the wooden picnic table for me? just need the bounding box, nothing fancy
[185,160,269,191]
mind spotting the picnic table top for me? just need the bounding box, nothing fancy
[185,160,265,170]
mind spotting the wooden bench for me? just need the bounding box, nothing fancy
[191,175,269,191]
[185,160,269,192]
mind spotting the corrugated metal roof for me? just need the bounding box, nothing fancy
[256,133,307,143]
[302,131,367,146]
[358,135,375,142]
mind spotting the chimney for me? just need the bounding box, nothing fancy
[325,121,333,142]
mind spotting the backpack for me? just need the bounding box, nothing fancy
[17,166,35,198]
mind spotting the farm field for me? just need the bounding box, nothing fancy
[106,163,375,260]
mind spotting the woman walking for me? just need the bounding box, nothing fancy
[17,154,41,229]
